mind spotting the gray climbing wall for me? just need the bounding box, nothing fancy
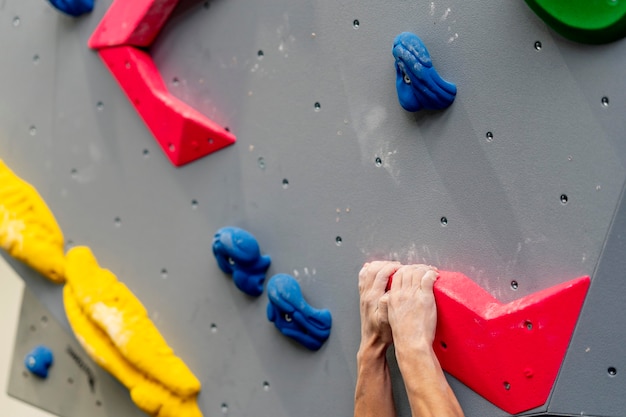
[1,0,625,416]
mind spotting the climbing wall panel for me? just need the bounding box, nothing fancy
[1,0,625,416]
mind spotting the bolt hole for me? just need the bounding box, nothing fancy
[440,216,448,226]
[96,400,102,407]
[601,96,610,107]
[161,268,168,279]
[534,41,542,51]
[511,280,519,290]
[486,131,494,142]
[142,149,149,157]
[263,381,270,391]
[258,157,266,169]
[503,381,511,390]
[525,321,533,330]
[353,19,360,29]
[314,102,321,112]
[208,138,214,145]
[560,194,568,204]
[440,341,448,349]
[23,371,29,378]
[114,217,121,227]
[282,178,289,189]
[168,143,175,152]
[257,50,264,58]
[30,325,36,332]
[29,125,37,136]
[33,54,40,64]
[210,323,218,333]
[13,16,20,27]
[221,403,228,413]
[336,236,343,246]
[68,377,74,384]
[375,157,383,167]
[41,315,48,324]
[191,200,199,209]
[96,101,104,111]
[125,61,131,69]
[224,126,230,132]
[608,367,617,376]
[172,77,180,87]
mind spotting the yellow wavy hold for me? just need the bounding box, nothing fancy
[63,246,202,417]
[0,160,66,283]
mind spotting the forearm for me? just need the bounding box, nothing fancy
[395,341,464,417]
[354,341,396,417]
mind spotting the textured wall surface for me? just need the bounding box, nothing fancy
[1,0,625,416]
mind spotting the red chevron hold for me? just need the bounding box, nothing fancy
[88,0,236,167]
[430,272,590,414]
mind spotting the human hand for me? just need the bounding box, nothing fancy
[358,261,400,352]
[386,264,439,353]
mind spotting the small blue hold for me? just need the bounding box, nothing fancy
[212,227,271,297]
[24,345,54,378]
[392,32,457,112]
[266,274,332,351]
[47,0,94,17]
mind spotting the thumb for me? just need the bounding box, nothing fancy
[421,270,438,294]
[378,293,390,324]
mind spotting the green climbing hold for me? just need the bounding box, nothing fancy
[524,0,626,44]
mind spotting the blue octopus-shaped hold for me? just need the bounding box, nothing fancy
[392,32,457,112]
[24,345,54,378]
[47,0,94,17]
[267,274,332,351]
[212,227,271,297]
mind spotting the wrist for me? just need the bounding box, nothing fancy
[358,336,389,362]
[394,338,436,368]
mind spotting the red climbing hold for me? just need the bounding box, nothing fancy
[88,0,236,167]
[88,0,179,49]
[431,272,589,414]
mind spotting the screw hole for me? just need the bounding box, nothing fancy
[172,77,180,86]
[96,101,104,111]
[142,149,149,157]
[375,157,383,167]
[191,200,199,209]
[601,96,610,107]
[534,41,542,51]
[440,216,448,226]
[29,125,37,136]
[161,268,168,279]
[335,236,343,246]
[560,194,568,204]
[282,178,289,189]
[525,321,533,330]
[486,131,494,142]
[221,403,228,413]
[608,367,617,376]
[257,50,264,58]
[114,217,121,227]
[258,157,266,169]
[33,54,40,64]
[440,341,448,349]
[503,381,511,390]
[210,323,218,333]
[13,16,20,27]
[353,19,360,29]
[168,143,175,152]
[263,381,270,391]
[314,102,321,112]
[224,127,230,132]
[511,280,519,290]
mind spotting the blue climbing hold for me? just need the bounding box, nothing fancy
[392,32,457,112]
[266,274,332,351]
[47,0,94,17]
[212,227,271,297]
[24,345,54,378]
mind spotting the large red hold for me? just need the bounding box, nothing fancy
[431,272,590,414]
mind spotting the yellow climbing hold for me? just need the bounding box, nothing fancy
[0,160,65,283]
[64,246,202,417]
